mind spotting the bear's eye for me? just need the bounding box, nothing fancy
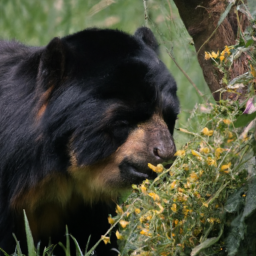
[114,120,130,127]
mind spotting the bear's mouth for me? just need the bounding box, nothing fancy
[119,159,157,185]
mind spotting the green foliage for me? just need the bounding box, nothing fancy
[234,111,256,127]
[23,210,36,256]
[225,176,256,256]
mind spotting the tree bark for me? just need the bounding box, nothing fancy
[173,0,249,101]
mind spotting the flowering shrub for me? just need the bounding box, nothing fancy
[111,100,255,256]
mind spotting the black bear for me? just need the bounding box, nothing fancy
[0,27,179,255]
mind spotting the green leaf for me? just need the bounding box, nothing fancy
[23,210,36,256]
[65,226,70,256]
[242,176,256,219]
[245,39,254,47]
[13,234,23,256]
[218,3,234,26]
[225,214,244,256]
[191,226,224,256]
[234,112,256,127]
[225,187,246,213]
[69,235,83,256]
[84,235,91,254]
[226,177,256,255]
[0,248,10,256]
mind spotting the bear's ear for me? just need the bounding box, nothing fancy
[134,27,159,53]
[38,37,66,90]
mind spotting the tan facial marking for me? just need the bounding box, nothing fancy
[68,113,170,201]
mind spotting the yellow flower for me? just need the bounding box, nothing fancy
[227,131,233,139]
[108,216,115,225]
[135,208,141,214]
[116,205,123,214]
[154,202,164,214]
[186,181,191,188]
[211,51,219,59]
[215,148,225,159]
[220,162,231,171]
[219,55,225,62]
[141,184,147,195]
[163,199,169,204]
[223,119,232,125]
[140,228,152,237]
[201,127,214,136]
[182,164,189,171]
[223,45,231,56]
[146,212,153,221]
[174,219,179,225]
[144,179,150,184]
[191,150,200,157]
[148,163,163,173]
[205,51,212,60]
[196,193,201,199]
[170,180,177,189]
[177,193,188,202]
[148,192,160,201]
[207,217,215,223]
[200,147,210,154]
[190,171,199,181]
[182,206,190,216]
[174,150,185,157]
[101,236,110,244]
[178,187,184,192]
[207,157,217,167]
[191,150,203,161]
[116,230,123,240]
[203,202,209,207]
[171,203,177,212]
[220,50,228,59]
[139,216,145,223]
[119,220,129,228]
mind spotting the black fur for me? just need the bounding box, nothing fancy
[0,27,179,255]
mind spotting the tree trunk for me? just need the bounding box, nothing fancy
[173,0,249,101]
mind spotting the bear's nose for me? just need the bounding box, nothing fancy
[150,129,176,162]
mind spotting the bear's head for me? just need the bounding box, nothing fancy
[36,27,179,200]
